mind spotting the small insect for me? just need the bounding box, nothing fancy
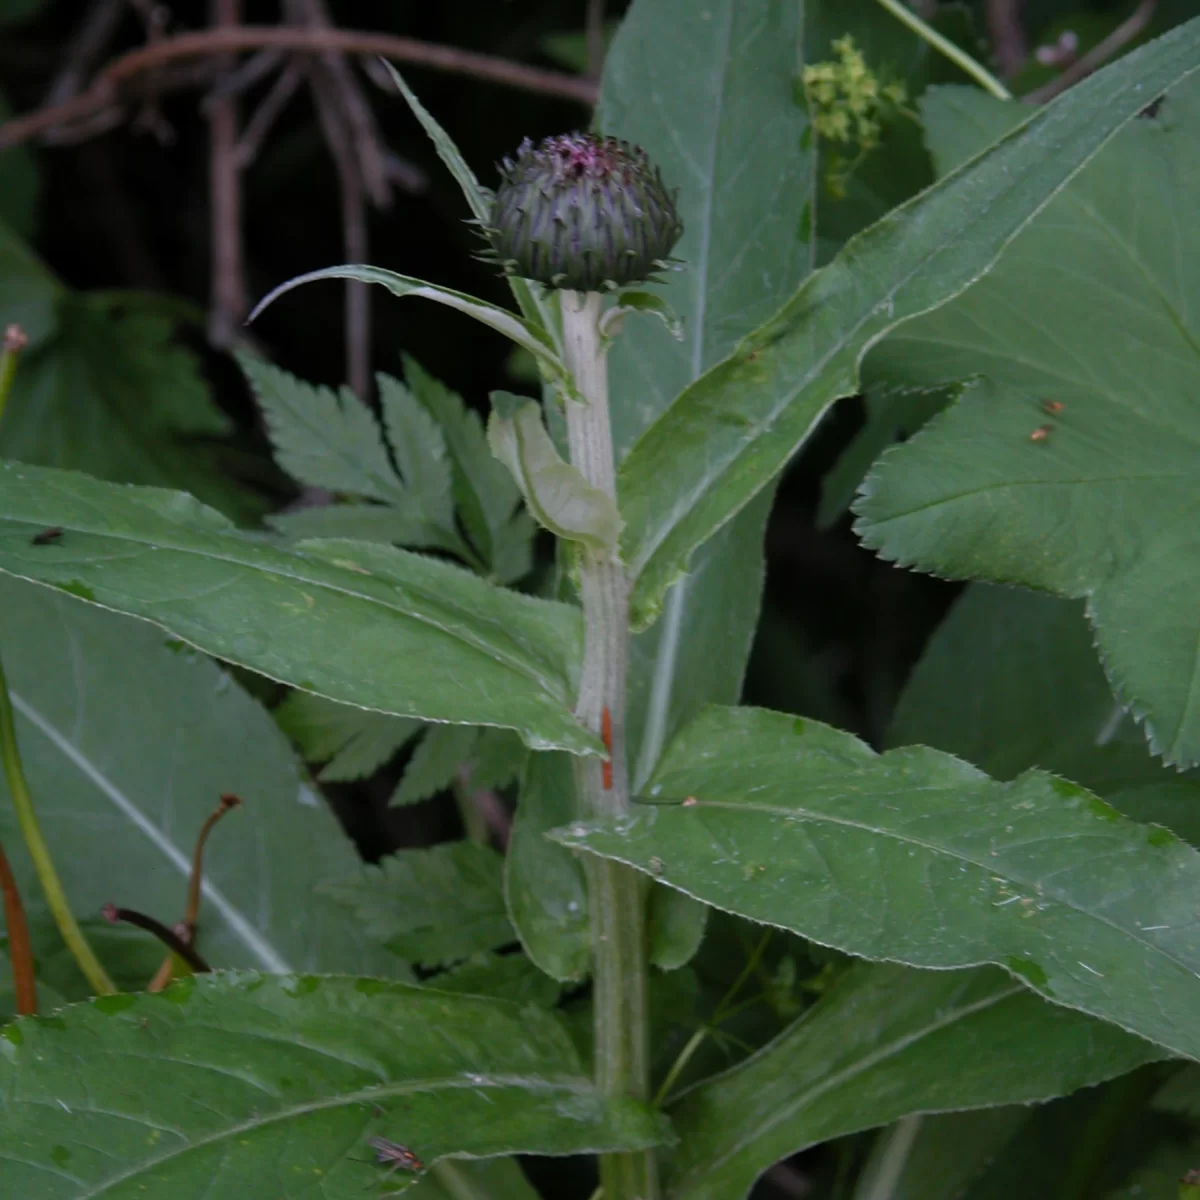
[30,527,63,545]
[1040,399,1065,415]
[365,1137,423,1188]
[1029,424,1053,442]
[682,796,698,808]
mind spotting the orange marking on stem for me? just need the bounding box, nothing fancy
[601,706,613,790]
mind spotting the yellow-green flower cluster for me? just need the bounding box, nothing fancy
[803,36,910,197]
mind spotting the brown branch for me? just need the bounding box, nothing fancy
[0,27,597,151]
[0,840,37,1016]
[102,904,212,974]
[42,0,126,109]
[1027,0,1158,103]
[233,58,303,167]
[985,0,1028,78]
[207,0,245,347]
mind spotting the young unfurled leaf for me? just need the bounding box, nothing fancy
[274,690,422,782]
[599,291,684,342]
[319,841,514,967]
[392,724,479,808]
[488,391,622,553]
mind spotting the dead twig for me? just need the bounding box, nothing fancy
[985,0,1028,78]
[0,26,597,151]
[102,904,213,974]
[233,59,303,167]
[0,840,37,1016]
[1027,0,1158,103]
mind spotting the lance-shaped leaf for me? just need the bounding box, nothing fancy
[552,704,1200,1062]
[855,79,1200,768]
[0,462,600,755]
[488,392,621,552]
[616,17,1200,628]
[0,576,389,983]
[249,266,567,386]
[664,961,1161,1200]
[0,973,671,1197]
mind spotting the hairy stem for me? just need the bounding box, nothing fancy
[0,656,117,995]
[560,289,657,1199]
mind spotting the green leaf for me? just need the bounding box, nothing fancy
[0,973,671,1196]
[429,951,561,1009]
[505,750,590,983]
[269,502,450,550]
[274,691,421,782]
[0,462,599,755]
[664,962,1160,1200]
[378,372,456,531]
[393,725,479,807]
[409,1158,541,1200]
[600,292,684,343]
[552,704,1200,1062]
[488,392,622,552]
[648,886,709,972]
[320,841,514,967]
[0,92,39,238]
[378,62,555,347]
[241,354,407,504]
[404,355,533,583]
[2,293,255,520]
[0,576,388,978]
[616,18,1200,628]
[855,80,1200,767]
[0,219,58,348]
[468,728,529,791]
[249,266,566,385]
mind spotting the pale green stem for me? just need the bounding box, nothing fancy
[0,324,27,424]
[560,289,657,1200]
[0,656,117,995]
[875,0,1012,100]
[853,1116,924,1200]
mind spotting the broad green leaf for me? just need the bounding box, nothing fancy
[2,293,254,520]
[320,842,513,968]
[378,372,456,531]
[0,576,388,978]
[274,691,421,782]
[469,728,529,791]
[0,973,670,1197]
[648,886,709,972]
[664,961,1159,1200]
[249,266,567,385]
[430,951,561,1009]
[553,704,1200,1062]
[0,92,38,237]
[488,392,621,551]
[379,62,555,347]
[617,18,1200,628]
[889,584,1166,794]
[393,725,479,807]
[600,0,815,969]
[855,80,1200,767]
[0,462,599,755]
[410,1157,541,1200]
[270,502,448,550]
[505,750,590,982]
[241,355,407,504]
[404,355,533,584]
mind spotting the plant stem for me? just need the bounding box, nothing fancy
[875,0,1013,100]
[853,1115,923,1200]
[560,289,657,1200]
[0,837,37,1014]
[0,324,29,424]
[0,655,117,995]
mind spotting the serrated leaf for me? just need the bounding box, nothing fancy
[249,266,566,384]
[0,973,670,1196]
[429,952,561,1008]
[241,354,406,504]
[616,19,1200,628]
[379,61,556,346]
[664,962,1160,1200]
[552,704,1200,1062]
[320,841,513,967]
[275,691,421,782]
[269,502,456,552]
[855,80,1200,767]
[0,462,600,755]
[378,372,455,531]
[488,392,621,552]
[403,355,532,583]
[393,724,479,807]
[0,576,389,979]
[505,751,590,983]
[469,727,529,791]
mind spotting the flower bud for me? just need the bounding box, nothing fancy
[484,133,683,293]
